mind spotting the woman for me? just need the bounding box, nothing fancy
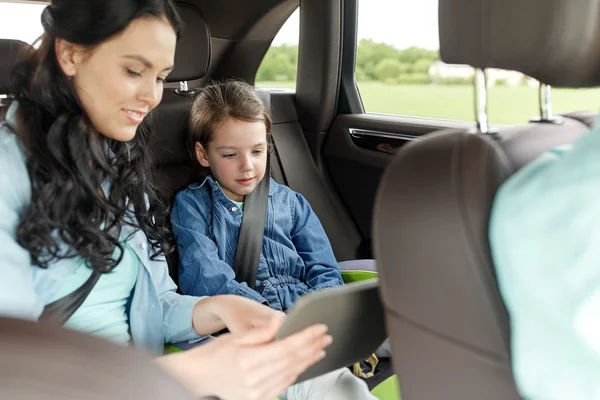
[0,1,332,399]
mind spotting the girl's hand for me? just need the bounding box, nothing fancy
[192,295,285,336]
[156,316,332,400]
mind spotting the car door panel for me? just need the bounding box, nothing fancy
[323,114,473,242]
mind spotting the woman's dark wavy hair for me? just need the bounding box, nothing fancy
[7,0,182,273]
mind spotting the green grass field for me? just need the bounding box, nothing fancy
[256,81,600,125]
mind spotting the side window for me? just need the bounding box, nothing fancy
[255,8,299,90]
[356,0,599,124]
[0,2,45,44]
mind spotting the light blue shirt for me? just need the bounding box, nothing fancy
[0,103,206,356]
[50,242,139,345]
[490,117,600,400]
[215,181,244,211]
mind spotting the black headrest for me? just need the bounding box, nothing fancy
[0,39,32,94]
[167,3,211,83]
[439,0,600,88]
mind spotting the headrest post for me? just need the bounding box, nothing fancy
[530,81,563,124]
[473,68,489,134]
[174,81,195,97]
[539,83,553,120]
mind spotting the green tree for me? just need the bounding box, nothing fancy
[375,59,403,82]
[256,44,298,82]
[411,58,434,74]
[257,41,441,84]
[355,65,369,81]
[356,39,400,80]
[397,46,439,65]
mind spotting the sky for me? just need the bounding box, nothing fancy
[0,0,440,50]
[273,0,439,50]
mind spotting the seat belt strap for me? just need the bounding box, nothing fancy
[231,89,273,289]
[232,153,271,288]
[40,222,123,325]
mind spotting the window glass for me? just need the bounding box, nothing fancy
[0,2,45,44]
[356,0,600,124]
[255,8,298,90]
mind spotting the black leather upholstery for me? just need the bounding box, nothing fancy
[166,3,211,83]
[0,39,31,94]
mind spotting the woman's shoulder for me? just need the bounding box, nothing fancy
[1,102,29,168]
[0,117,31,207]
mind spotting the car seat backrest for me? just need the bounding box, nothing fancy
[148,4,212,281]
[0,39,32,114]
[0,39,31,95]
[150,5,363,284]
[266,89,362,261]
[373,0,600,399]
[0,317,195,399]
[150,3,211,201]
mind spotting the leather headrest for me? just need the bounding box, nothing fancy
[167,4,211,83]
[0,39,32,94]
[439,0,600,88]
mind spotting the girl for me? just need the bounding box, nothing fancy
[0,1,332,399]
[171,79,377,399]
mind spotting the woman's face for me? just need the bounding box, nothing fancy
[56,16,177,142]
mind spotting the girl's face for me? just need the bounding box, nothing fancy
[55,16,176,142]
[195,117,268,202]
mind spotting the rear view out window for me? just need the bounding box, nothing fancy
[0,2,45,44]
[355,0,600,124]
[255,8,298,91]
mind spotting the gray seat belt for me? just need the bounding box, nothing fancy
[232,153,270,289]
[232,89,273,289]
[39,222,123,324]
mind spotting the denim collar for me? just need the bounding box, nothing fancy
[189,174,279,197]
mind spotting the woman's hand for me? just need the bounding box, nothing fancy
[192,295,285,336]
[156,316,332,400]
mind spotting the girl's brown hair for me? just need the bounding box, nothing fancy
[188,80,272,173]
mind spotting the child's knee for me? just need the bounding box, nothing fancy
[285,368,375,400]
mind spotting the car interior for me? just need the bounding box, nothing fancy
[1,0,600,398]
[375,0,600,398]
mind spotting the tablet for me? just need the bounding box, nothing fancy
[275,278,387,384]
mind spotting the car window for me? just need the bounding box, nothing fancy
[0,1,45,44]
[255,8,298,91]
[355,0,600,124]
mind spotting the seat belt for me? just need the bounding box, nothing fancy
[231,89,272,289]
[39,270,101,325]
[39,221,123,325]
[232,153,270,289]
[7,113,123,326]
